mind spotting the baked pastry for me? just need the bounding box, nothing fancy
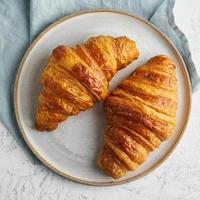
[97,55,178,179]
[35,35,139,131]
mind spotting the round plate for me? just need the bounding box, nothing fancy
[14,10,191,186]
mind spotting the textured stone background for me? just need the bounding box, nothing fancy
[0,0,200,199]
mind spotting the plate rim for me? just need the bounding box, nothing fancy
[14,9,192,186]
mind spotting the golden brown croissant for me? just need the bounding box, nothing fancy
[35,35,139,131]
[97,55,178,179]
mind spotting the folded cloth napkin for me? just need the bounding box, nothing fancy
[0,0,199,162]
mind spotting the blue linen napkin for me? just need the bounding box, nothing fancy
[0,0,199,161]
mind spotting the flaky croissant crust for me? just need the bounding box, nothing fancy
[35,35,139,131]
[97,55,178,179]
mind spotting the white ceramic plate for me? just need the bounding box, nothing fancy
[14,10,191,186]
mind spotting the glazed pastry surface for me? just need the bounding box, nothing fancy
[35,35,139,131]
[97,55,178,179]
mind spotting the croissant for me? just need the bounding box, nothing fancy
[35,35,139,131]
[97,55,178,179]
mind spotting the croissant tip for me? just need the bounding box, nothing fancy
[34,122,58,132]
[52,45,66,60]
[149,54,174,62]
